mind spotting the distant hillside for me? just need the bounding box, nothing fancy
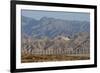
[21,16,90,38]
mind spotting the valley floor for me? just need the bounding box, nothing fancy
[21,54,90,63]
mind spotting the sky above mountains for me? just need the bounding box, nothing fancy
[21,9,90,22]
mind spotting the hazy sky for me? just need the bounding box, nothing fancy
[21,9,90,21]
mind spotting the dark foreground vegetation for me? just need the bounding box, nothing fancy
[21,54,90,63]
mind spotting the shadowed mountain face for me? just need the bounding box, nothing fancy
[21,16,90,38]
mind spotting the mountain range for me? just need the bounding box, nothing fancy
[21,15,90,38]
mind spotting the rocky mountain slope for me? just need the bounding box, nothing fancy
[22,16,90,38]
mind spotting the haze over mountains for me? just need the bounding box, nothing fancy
[21,15,90,38]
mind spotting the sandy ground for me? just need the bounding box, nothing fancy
[21,54,90,63]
